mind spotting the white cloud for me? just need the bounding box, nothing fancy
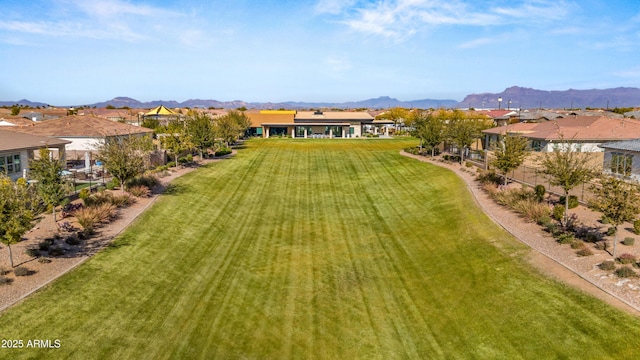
[318,0,572,40]
[315,0,358,15]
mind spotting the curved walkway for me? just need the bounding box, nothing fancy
[401,151,640,317]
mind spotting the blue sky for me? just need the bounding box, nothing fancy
[1,0,639,105]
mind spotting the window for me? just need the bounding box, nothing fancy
[0,154,21,175]
[611,153,633,176]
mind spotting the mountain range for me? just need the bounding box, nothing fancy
[2,86,640,110]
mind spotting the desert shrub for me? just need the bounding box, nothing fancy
[215,147,232,157]
[557,233,575,244]
[481,183,500,197]
[559,195,579,209]
[599,260,616,271]
[73,204,117,232]
[0,267,9,275]
[583,231,603,243]
[38,258,52,264]
[110,194,134,208]
[615,266,637,278]
[126,175,159,189]
[634,220,640,235]
[97,185,106,192]
[606,227,617,236]
[570,240,585,249]
[48,246,65,257]
[617,253,636,264]
[84,192,112,207]
[576,248,593,257]
[0,276,12,286]
[536,215,552,226]
[38,241,51,251]
[476,171,501,186]
[65,235,80,245]
[58,221,76,233]
[404,147,419,155]
[14,266,31,276]
[128,185,151,198]
[534,185,546,202]
[511,199,551,223]
[465,161,473,168]
[544,222,561,236]
[623,237,636,246]
[25,248,40,257]
[552,204,565,221]
[601,215,610,224]
[79,188,91,200]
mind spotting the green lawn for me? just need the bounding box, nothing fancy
[1,138,640,359]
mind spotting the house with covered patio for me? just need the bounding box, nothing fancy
[0,129,70,181]
[247,110,383,138]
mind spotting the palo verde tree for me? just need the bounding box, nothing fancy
[539,137,596,224]
[96,135,152,193]
[491,134,529,185]
[184,110,215,159]
[29,148,70,223]
[589,175,640,258]
[0,176,39,267]
[409,110,445,156]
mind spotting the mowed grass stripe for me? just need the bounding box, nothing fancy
[1,138,640,359]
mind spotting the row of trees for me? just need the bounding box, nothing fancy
[144,110,250,167]
[404,109,494,162]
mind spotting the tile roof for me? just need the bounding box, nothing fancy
[295,111,374,121]
[0,129,70,152]
[483,116,640,141]
[2,114,153,138]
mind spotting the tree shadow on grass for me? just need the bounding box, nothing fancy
[161,183,188,196]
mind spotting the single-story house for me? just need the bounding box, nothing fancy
[0,129,70,181]
[247,110,380,138]
[2,114,153,170]
[483,116,640,153]
[600,139,640,181]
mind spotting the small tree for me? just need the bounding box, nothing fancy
[376,107,409,133]
[96,135,151,193]
[213,111,247,148]
[184,110,215,159]
[491,134,529,185]
[0,176,39,267]
[589,175,640,258]
[29,148,70,223]
[160,120,192,168]
[446,110,492,163]
[410,110,444,156]
[539,137,595,224]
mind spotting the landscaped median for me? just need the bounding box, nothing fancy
[1,139,640,358]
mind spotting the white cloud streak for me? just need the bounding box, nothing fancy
[319,0,572,40]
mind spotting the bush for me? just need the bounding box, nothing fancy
[65,235,80,245]
[511,199,551,223]
[38,241,51,251]
[79,187,91,200]
[570,240,585,249]
[557,233,575,244]
[109,194,134,208]
[97,185,106,192]
[0,276,13,286]
[14,266,31,277]
[476,171,501,186]
[403,147,419,155]
[558,195,579,209]
[128,185,151,198]
[594,241,609,251]
[617,253,637,264]
[25,248,40,257]
[623,237,635,246]
[38,258,52,264]
[552,204,565,221]
[0,267,9,275]
[534,185,546,202]
[599,260,616,270]
[106,179,118,191]
[576,248,593,257]
[215,147,232,157]
[126,175,159,189]
[48,247,65,257]
[544,222,561,236]
[536,215,552,226]
[601,215,610,224]
[606,227,617,236]
[615,266,637,278]
[634,219,640,235]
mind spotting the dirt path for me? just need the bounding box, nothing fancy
[0,156,231,312]
[401,151,640,317]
